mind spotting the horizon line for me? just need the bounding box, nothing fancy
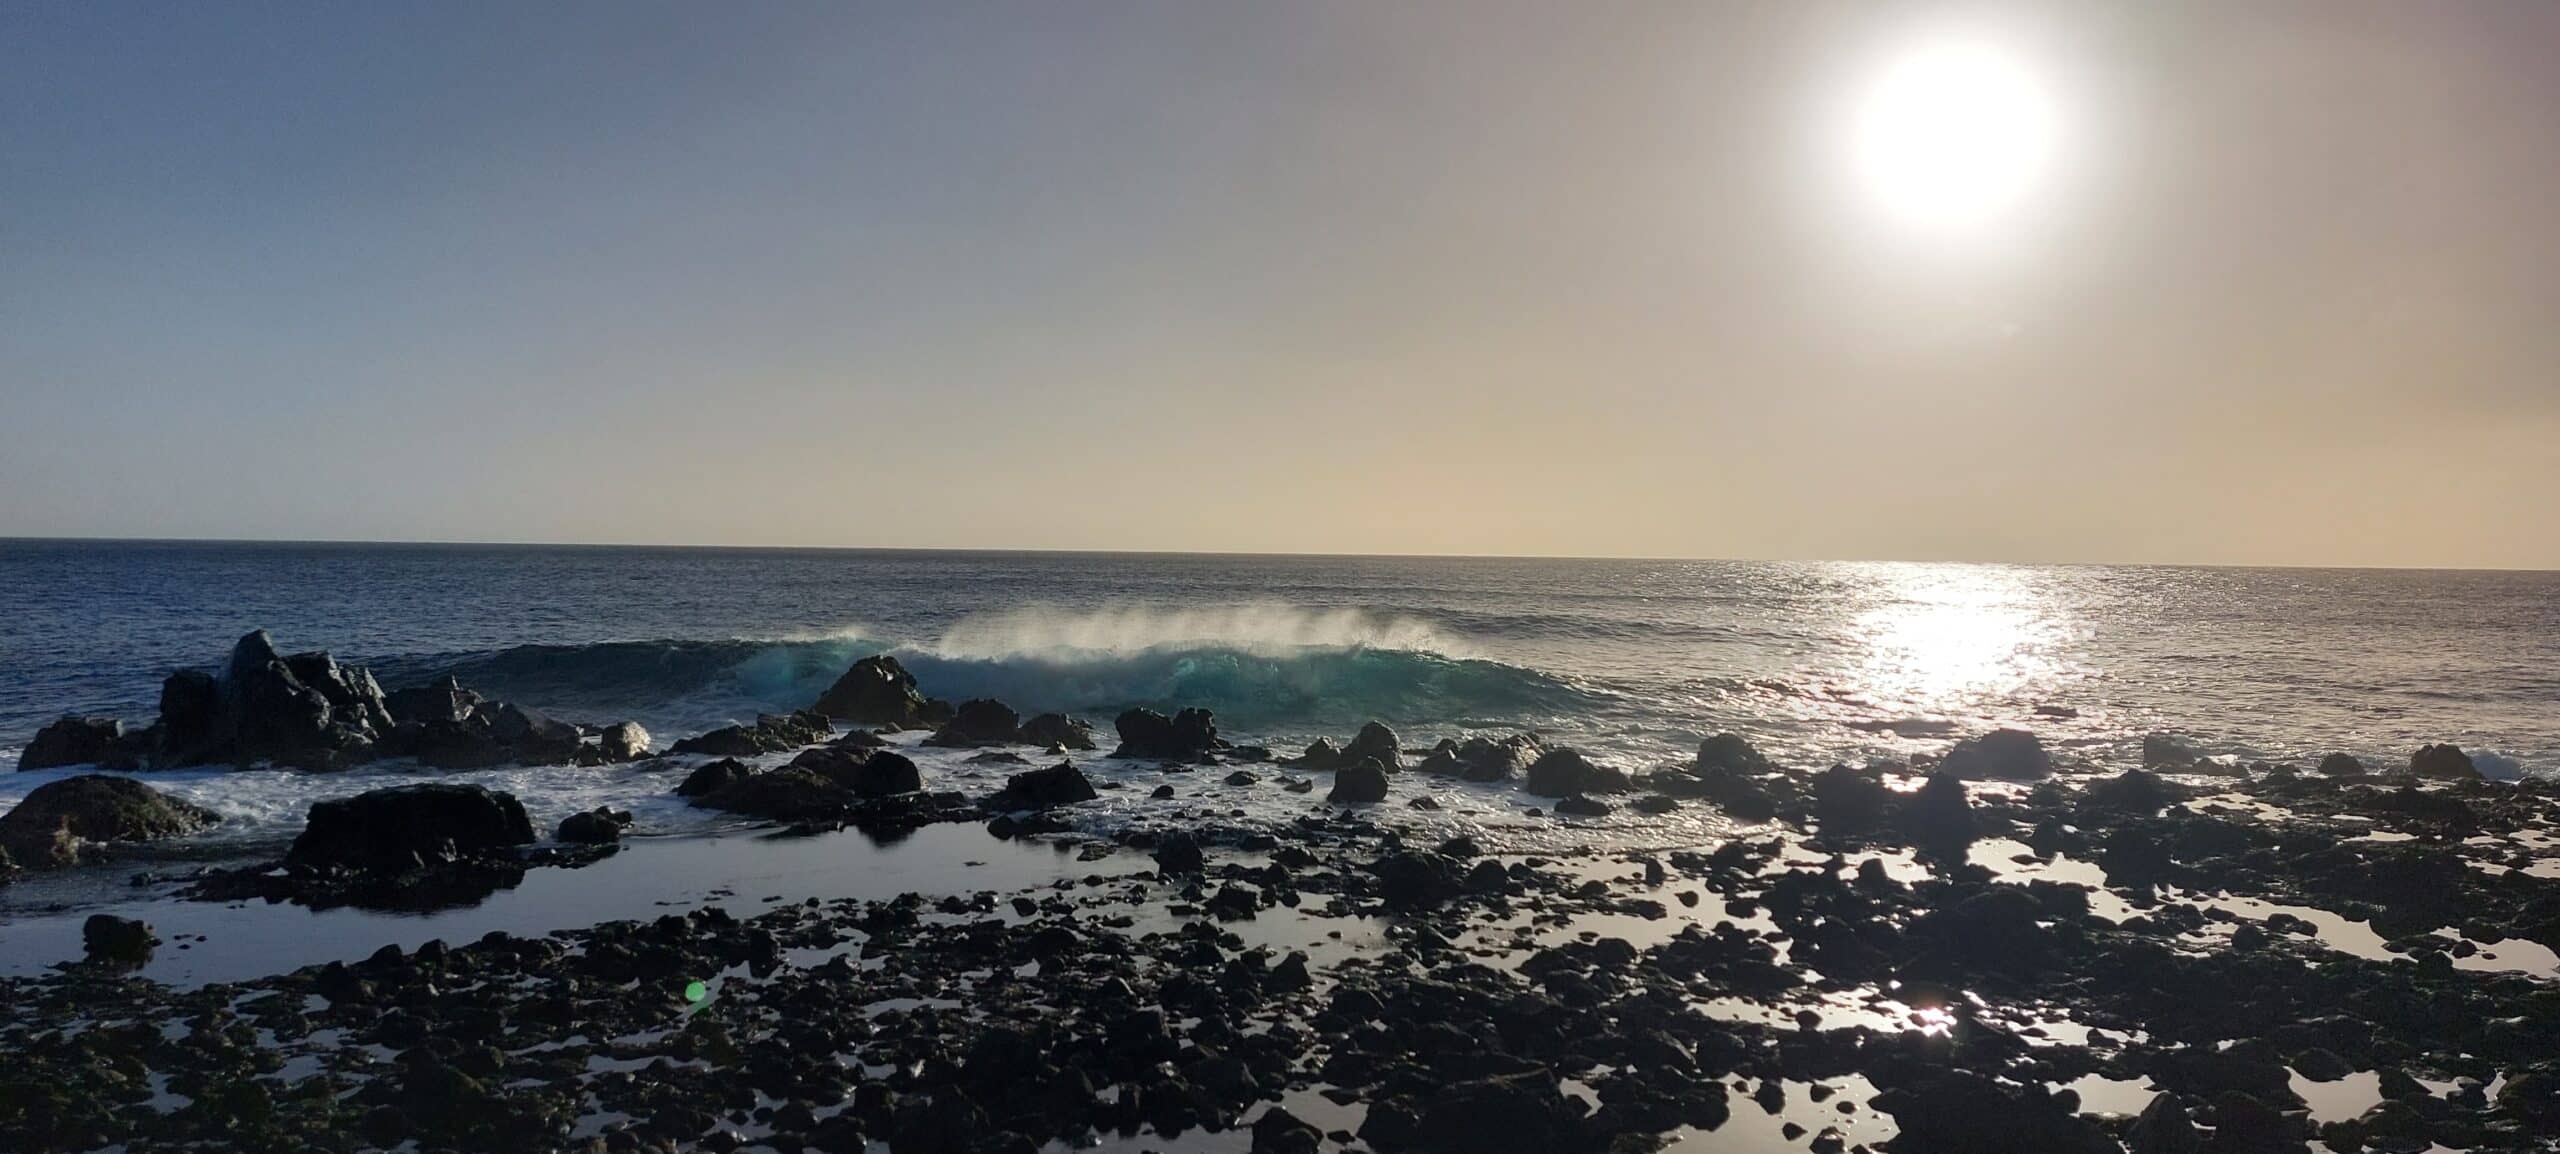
[2,533,2552,576]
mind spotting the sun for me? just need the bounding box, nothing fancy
[1851,37,2057,232]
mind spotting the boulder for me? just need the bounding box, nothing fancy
[1811,765,1890,833]
[384,674,482,726]
[669,711,833,757]
[2316,752,2366,777]
[19,716,128,771]
[987,762,1098,810]
[924,699,1023,748]
[810,655,933,727]
[1412,1069,1589,1154]
[1523,748,1630,797]
[0,774,220,869]
[2084,768,2178,813]
[156,668,227,758]
[1553,794,1611,817]
[286,784,536,872]
[845,750,922,797]
[1417,734,1544,782]
[596,721,651,761]
[691,767,853,822]
[1897,772,1975,852]
[2409,744,2478,780]
[1250,1105,1323,1154]
[1342,721,1401,770]
[477,702,581,763]
[1153,832,1206,874]
[2124,1093,2201,1154]
[1329,759,1390,804]
[1019,712,1098,751]
[82,914,157,966]
[1112,708,1224,760]
[1693,733,1773,775]
[2143,733,2201,767]
[555,807,631,845]
[1872,1069,2118,1154]
[674,758,755,798]
[1939,728,2053,780]
[1297,737,1344,771]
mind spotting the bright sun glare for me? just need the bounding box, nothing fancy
[1852,37,2057,231]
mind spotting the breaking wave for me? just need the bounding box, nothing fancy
[366,604,1604,736]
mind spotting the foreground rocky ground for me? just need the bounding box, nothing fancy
[4,734,2557,1154]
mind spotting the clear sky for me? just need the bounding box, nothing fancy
[5,1,2556,566]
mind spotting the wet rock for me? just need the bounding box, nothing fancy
[1329,759,1390,804]
[1371,851,1462,910]
[2318,752,2367,777]
[924,698,1023,747]
[1939,728,2053,780]
[384,674,480,726]
[1412,1069,1588,1154]
[1896,772,1975,852]
[2085,768,2180,813]
[1112,708,1225,760]
[987,762,1097,810]
[555,807,632,845]
[1523,748,1630,797]
[2145,733,2202,767]
[597,720,651,761]
[1343,721,1402,770]
[81,913,157,965]
[2125,1093,2203,1154]
[2408,744,2478,781]
[1019,712,1098,751]
[1298,737,1344,771]
[287,783,536,871]
[1250,1104,1323,1154]
[675,758,755,797]
[1154,832,1206,874]
[845,750,922,797]
[1872,1069,2115,1153]
[0,773,221,869]
[669,711,833,757]
[1693,733,1773,775]
[1810,765,1889,833]
[811,654,935,727]
[1419,734,1545,782]
[18,716,129,770]
[1554,794,1612,817]
[2292,1047,2353,1082]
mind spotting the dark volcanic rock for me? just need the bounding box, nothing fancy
[675,758,755,798]
[1298,737,1344,771]
[1523,748,1630,797]
[987,762,1098,810]
[2317,752,2366,777]
[1342,721,1401,770]
[810,655,935,727]
[1412,1069,1588,1154]
[693,768,852,822]
[555,807,631,845]
[1873,1070,2116,1153]
[2085,768,2179,813]
[1329,759,1390,804]
[1896,772,1975,852]
[1154,832,1206,874]
[597,721,652,761]
[0,774,220,869]
[1418,734,1544,782]
[2144,733,2202,767]
[1939,728,2054,780]
[1019,712,1098,751]
[1112,708,1224,761]
[845,751,922,797]
[1693,732,1773,775]
[384,674,481,726]
[670,711,833,757]
[2408,743,2478,780]
[286,784,536,872]
[1553,793,1611,817]
[18,716,130,770]
[82,914,157,965]
[1250,1105,1323,1154]
[1810,765,1889,833]
[924,699,1023,748]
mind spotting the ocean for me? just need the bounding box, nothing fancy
[3,539,2555,866]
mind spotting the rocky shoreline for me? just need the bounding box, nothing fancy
[3,634,2558,1152]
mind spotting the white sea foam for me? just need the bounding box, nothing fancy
[925,602,1467,661]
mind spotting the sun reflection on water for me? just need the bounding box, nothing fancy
[1841,563,2080,717]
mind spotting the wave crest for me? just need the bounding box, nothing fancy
[926,602,1467,661]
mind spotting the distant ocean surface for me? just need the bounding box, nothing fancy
[3,540,2554,848]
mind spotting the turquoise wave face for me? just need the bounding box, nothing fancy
[378,636,1610,736]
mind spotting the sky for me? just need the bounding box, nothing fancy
[4,1,2557,567]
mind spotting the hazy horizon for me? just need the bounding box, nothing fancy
[8,1,2559,568]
